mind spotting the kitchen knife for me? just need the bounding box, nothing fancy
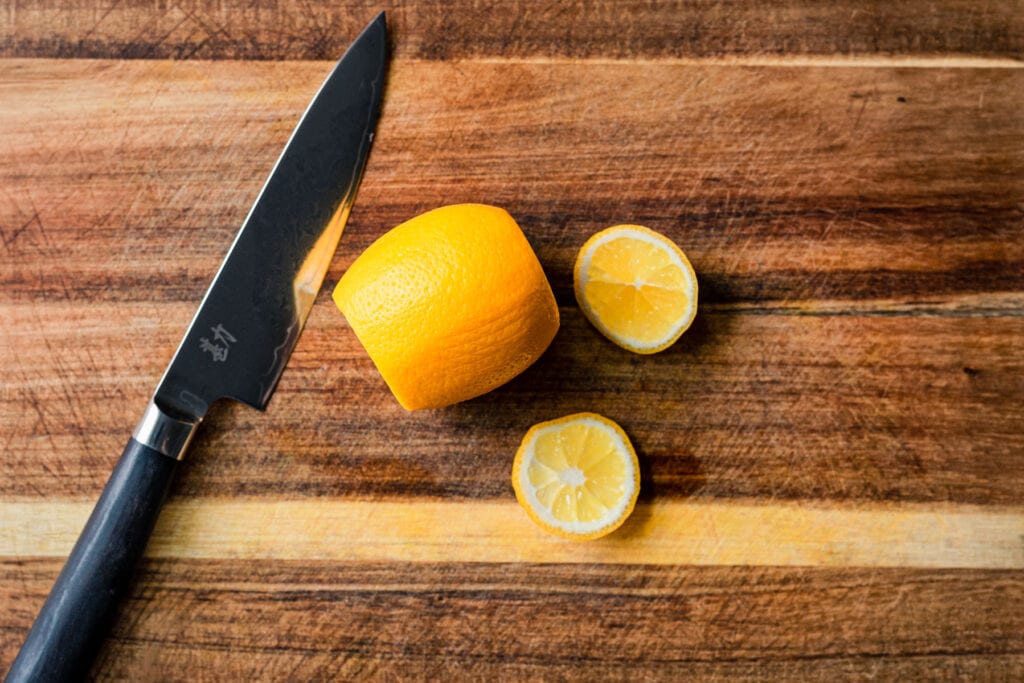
[5,13,387,682]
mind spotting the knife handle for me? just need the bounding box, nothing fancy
[5,439,177,683]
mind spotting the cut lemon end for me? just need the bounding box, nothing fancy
[574,224,698,354]
[512,413,640,541]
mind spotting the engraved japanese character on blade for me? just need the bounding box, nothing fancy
[199,324,237,362]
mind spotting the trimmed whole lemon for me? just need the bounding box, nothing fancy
[333,204,559,410]
[512,412,640,540]
[574,224,698,354]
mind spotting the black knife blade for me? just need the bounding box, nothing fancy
[155,14,387,421]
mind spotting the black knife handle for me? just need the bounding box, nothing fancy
[5,439,177,683]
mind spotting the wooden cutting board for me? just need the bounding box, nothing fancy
[2,1,1023,679]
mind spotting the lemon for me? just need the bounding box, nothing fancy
[333,204,559,410]
[574,224,698,354]
[512,413,640,540]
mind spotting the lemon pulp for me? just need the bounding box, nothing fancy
[512,413,640,540]
[575,225,697,354]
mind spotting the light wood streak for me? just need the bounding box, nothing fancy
[3,499,1022,568]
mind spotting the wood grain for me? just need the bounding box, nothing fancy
[2,2,1023,679]
[3,303,1023,503]
[1,0,1021,61]
[4,559,1023,679]
[1,60,1022,505]
[2,60,1021,309]
[3,500,1022,568]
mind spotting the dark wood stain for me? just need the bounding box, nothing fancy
[1,0,1022,60]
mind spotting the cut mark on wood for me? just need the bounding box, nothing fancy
[2,500,1021,568]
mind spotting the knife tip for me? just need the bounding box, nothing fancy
[343,10,387,65]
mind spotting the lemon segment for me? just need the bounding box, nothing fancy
[574,225,698,354]
[512,413,640,540]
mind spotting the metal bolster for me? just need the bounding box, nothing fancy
[132,402,201,461]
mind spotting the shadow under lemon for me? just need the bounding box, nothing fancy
[439,300,725,541]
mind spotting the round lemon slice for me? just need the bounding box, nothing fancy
[574,224,698,354]
[512,413,640,540]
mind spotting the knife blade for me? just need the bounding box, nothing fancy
[5,13,387,682]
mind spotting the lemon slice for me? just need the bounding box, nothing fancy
[512,413,640,540]
[574,224,698,354]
